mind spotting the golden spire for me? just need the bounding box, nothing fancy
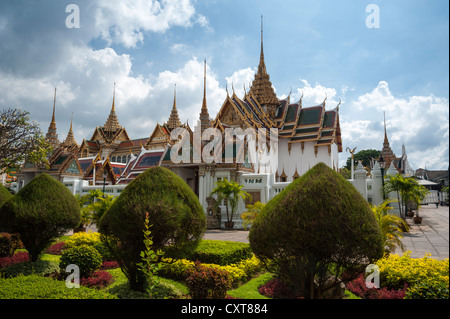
[62,112,78,148]
[258,15,267,76]
[46,87,60,149]
[103,83,121,132]
[167,84,181,130]
[202,59,207,108]
[249,16,279,118]
[199,59,211,133]
[51,87,57,124]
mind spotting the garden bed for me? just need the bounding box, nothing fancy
[0,234,448,300]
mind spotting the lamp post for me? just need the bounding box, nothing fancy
[379,155,385,200]
[102,170,107,198]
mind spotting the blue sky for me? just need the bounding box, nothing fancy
[0,0,448,170]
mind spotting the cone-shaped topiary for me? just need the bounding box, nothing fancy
[0,184,12,208]
[0,173,81,261]
[99,166,206,292]
[249,162,384,299]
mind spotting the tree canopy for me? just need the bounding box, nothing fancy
[345,149,380,170]
[0,108,52,172]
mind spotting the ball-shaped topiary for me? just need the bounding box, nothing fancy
[99,166,206,292]
[249,162,384,299]
[0,184,12,208]
[59,244,103,278]
[0,173,81,261]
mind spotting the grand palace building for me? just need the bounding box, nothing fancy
[16,22,361,228]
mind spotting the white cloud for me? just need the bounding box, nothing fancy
[293,79,339,108]
[94,0,201,48]
[225,67,256,97]
[343,81,449,170]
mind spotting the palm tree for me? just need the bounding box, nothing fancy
[371,199,410,255]
[384,174,429,221]
[384,174,405,218]
[210,178,250,229]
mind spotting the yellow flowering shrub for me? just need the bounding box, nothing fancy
[159,255,263,286]
[376,251,449,299]
[65,232,101,248]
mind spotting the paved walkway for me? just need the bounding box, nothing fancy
[205,205,449,260]
[393,204,449,260]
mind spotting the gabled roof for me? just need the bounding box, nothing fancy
[117,148,165,184]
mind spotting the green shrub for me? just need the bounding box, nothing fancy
[0,259,59,278]
[249,163,384,299]
[0,232,22,258]
[0,274,117,299]
[59,245,102,278]
[64,232,113,261]
[99,166,206,292]
[0,183,12,208]
[0,173,81,261]
[185,261,232,299]
[187,240,252,265]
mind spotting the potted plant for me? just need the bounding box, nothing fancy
[210,178,250,229]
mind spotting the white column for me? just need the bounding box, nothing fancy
[371,162,384,206]
[353,161,367,200]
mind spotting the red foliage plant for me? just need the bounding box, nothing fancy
[0,251,29,268]
[346,273,407,299]
[80,270,114,289]
[258,278,303,299]
[45,242,66,255]
[100,260,120,270]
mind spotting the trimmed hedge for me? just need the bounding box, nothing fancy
[187,240,253,265]
[0,274,117,299]
[249,163,384,299]
[99,166,206,292]
[0,173,81,262]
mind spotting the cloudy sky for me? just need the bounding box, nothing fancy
[0,0,448,170]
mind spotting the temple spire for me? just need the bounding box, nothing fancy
[199,59,211,133]
[62,112,78,149]
[103,83,121,132]
[51,87,57,124]
[46,88,60,149]
[249,16,279,118]
[258,15,267,76]
[383,111,388,145]
[202,59,207,108]
[167,84,181,130]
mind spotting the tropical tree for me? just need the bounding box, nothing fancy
[384,174,405,218]
[384,174,429,219]
[0,108,52,171]
[210,178,250,228]
[371,199,410,255]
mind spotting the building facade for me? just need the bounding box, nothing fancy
[16,22,344,228]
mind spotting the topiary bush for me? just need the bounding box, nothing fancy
[0,173,81,261]
[0,183,12,208]
[99,166,206,292]
[249,163,384,299]
[59,244,102,278]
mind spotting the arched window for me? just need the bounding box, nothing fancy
[111,156,116,163]
[122,155,127,163]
